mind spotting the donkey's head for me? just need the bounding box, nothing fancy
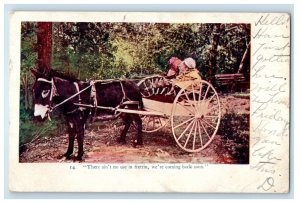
[31,69,57,120]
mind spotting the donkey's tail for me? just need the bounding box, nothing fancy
[138,94,144,110]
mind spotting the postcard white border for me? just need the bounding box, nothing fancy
[9,11,290,193]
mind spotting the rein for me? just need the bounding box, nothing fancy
[52,83,93,112]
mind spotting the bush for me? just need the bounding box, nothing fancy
[218,113,249,164]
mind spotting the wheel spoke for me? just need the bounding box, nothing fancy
[173,116,194,130]
[151,117,155,129]
[197,120,203,147]
[198,82,203,100]
[145,117,153,130]
[207,92,216,103]
[176,119,195,141]
[192,120,198,150]
[149,79,154,94]
[199,120,211,139]
[203,85,210,101]
[155,117,161,126]
[155,88,160,95]
[144,87,151,96]
[191,85,200,115]
[184,120,196,148]
[197,83,203,109]
[143,117,149,130]
[143,81,148,89]
[142,116,149,126]
[141,115,146,123]
[142,115,148,123]
[201,118,216,130]
[160,87,167,94]
[183,90,198,113]
[151,86,155,95]
[177,102,194,114]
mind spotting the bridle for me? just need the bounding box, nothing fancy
[37,77,58,101]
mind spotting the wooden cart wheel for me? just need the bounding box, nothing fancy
[171,80,221,152]
[132,113,169,133]
[137,75,171,97]
[140,115,169,133]
[136,75,171,132]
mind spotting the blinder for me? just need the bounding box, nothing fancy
[35,77,59,119]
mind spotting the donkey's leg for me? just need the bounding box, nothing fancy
[64,119,76,160]
[133,114,143,147]
[118,114,132,144]
[75,114,86,161]
[76,124,85,161]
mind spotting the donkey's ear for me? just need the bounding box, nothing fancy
[30,68,39,79]
[30,68,37,77]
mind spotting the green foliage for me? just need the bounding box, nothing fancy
[218,112,249,164]
[21,22,250,80]
[21,23,37,89]
[19,98,65,148]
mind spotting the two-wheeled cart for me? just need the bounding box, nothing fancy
[117,75,221,152]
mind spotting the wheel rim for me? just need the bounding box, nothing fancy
[171,80,221,152]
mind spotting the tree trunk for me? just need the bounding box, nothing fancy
[37,22,52,73]
[209,24,224,84]
[237,42,251,74]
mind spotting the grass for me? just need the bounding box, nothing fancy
[19,101,66,154]
[218,112,250,164]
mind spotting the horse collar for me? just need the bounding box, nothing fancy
[73,82,81,103]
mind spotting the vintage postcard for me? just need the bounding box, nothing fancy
[9,12,290,192]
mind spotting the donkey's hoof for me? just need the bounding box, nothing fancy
[117,138,126,145]
[66,156,72,160]
[75,156,83,161]
[63,153,73,160]
[133,143,144,148]
[133,140,143,148]
[57,153,71,160]
[75,153,84,161]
